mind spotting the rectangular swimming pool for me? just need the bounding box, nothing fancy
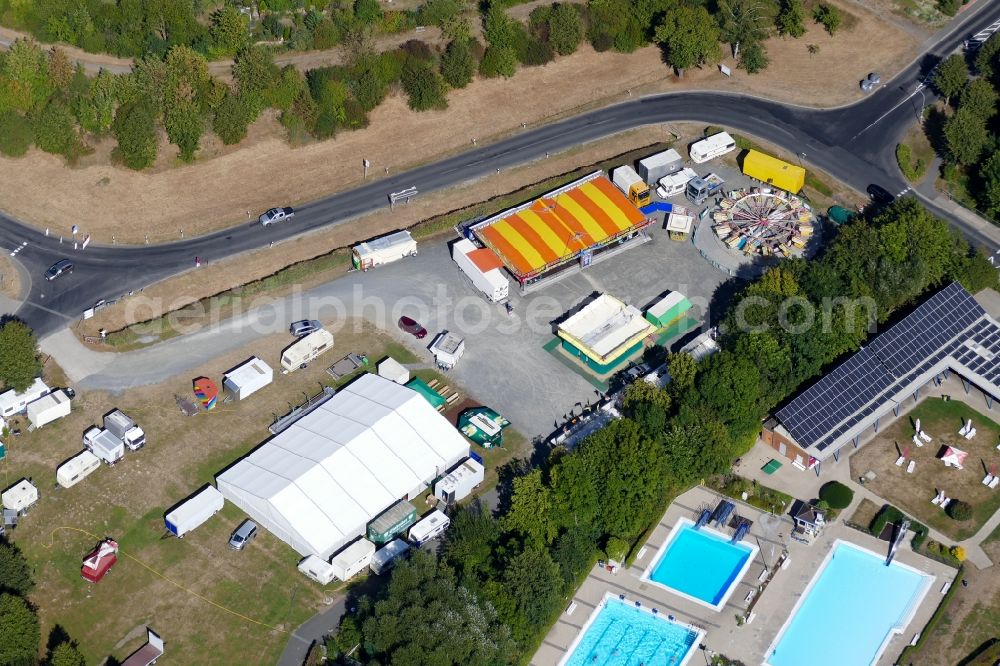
[642,517,757,611]
[559,594,703,666]
[765,540,934,666]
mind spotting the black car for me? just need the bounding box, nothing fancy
[44,259,74,281]
[866,184,895,206]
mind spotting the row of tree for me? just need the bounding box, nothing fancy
[0,538,87,665]
[930,36,1000,221]
[329,200,997,664]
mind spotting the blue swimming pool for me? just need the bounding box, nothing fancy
[561,596,701,666]
[766,541,933,666]
[644,518,756,610]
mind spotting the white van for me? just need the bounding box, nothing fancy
[690,132,736,164]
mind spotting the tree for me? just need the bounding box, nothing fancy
[933,53,969,105]
[440,38,476,88]
[776,0,806,37]
[442,505,501,582]
[497,546,562,643]
[621,381,672,434]
[719,0,771,60]
[944,107,988,166]
[48,642,86,666]
[818,481,853,509]
[502,469,557,545]
[0,593,39,666]
[31,99,77,157]
[667,352,698,396]
[978,151,1000,216]
[112,102,157,170]
[0,111,33,157]
[950,545,966,561]
[213,90,252,145]
[47,47,74,92]
[483,1,516,49]
[548,4,584,56]
[946,499,972,521]
[233,46,280,115]
[739,41,769,73]
[74,68,117,135]
[479,46,518,78]
[0,39,52,113]
[0,321,39,392]
[959,77,998,120]
[401,59,448,111]
[209,6,250,57]
[164,98,202,161]
[0,539,34,596]
[811,3,841,35]
[937,0,960,17]
[974,32,1000,81]
[654,6,722,77]
[355,0,383,25]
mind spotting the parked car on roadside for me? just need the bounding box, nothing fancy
[289,320,322,337]
[259,207,294,227]
[228,520,258,550]
[398,316,427,339]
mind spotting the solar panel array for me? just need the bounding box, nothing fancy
[776,283,996,452]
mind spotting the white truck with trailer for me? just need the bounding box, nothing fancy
[637,149,683,185]
[57,450,101,488]
[352,231,417,271]
[656,168,698,198]
[103,409,146,451]
[164,485,224,538]
[689,132,736,163]
[686,173,726,205]
[452,239,509,303]
[611,166,651,207]
[408,509,450,546]
[83,426,125,465]
[370,538,410,575]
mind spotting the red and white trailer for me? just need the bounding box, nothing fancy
[81,538,118,583]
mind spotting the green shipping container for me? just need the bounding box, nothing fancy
[367,500,417,544]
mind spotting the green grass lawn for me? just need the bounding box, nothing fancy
[849,397,1000,541]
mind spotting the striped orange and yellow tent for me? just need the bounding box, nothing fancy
[474,175,647,279]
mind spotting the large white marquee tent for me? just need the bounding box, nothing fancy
[216,373,468,558]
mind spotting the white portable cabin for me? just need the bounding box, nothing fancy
[281,329,334,372]
[2,478,38,514]
[331,538,377,581]
[223,357,274,400]
[452,239,509,303]
[0,378,49,418]
[83,427,125,465]
[377,357,410,384]
[298,555,338,585]
[429,331,465,370]
[637,149,684,185]
[352,231,417,271]
[408,509,450,545]
[690,132,736,163]
[27,390,71,428]
[56,450,101,488]
[370,538,410,574]
[434,458,485,505]
[164,485,224,538]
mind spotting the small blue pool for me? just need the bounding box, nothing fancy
[561,596,701,666]
[766,541,933,666]
[644,518,756,610]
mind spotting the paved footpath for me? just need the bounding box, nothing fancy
[276,595,347,666]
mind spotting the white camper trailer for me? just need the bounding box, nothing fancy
[2,478,39,515]
[429,331,465,370]
[352,231,418,271]
[281,329,334,372]
[26,390,71,428]
[408,510,450,545]
[223,357,274,400]
[164,486,224,538]
[56,450,101,488]
[370,539,410,575]
[0,378,49,418]
[689,132,736,163]
[331,538,377,581]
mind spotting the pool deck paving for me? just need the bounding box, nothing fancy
[533,485,958,666]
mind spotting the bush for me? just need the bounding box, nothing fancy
[812,3,841,35]
[0,111,33,157]
[440,38,476,89]
[31,100,78,157]
[605,536,628,563]
[896,143,926,182]
[479,45,518,78]
[937,0,960,16]
[401,59,448,111]
[819,481,853,509]
[738,42,769,74]
[946,499,973,521]
[951,545,966,561]
[590,32,614,52]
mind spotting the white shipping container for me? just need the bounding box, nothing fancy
[26,390,71,428]
[370,539,410,575]
[164,486,224,538]
[434,458,485,505]
[56,450,101,488]
[452,239,509,303]
[352,231,418,271]
[281,329,334,372]
[331,538,377,581]
[638,149,683,184]
[408,510,450,545]
[223,357,274,400]
[690,132,736,163]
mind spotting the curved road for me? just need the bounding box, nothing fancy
[2,4,1000,338]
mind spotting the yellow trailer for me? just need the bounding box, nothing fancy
[742,150,805,194]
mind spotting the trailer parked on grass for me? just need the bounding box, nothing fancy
[57,450,101,488]
[81,538,118,583]
[0,378,49,419]
[164,485,224,538]
[222,357,273,401]
[332,538,377,580]
[2,478,38,516]
[690,132,736,163]
[638,149,683,185]
[83,427,125,465]
[370,538,410,575]
[352,231,417,271]
[452,239,509,303]
[26,390,71,429]
[281,329,334,372]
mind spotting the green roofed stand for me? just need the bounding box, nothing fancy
[458,407,511,448]
[645,292,692,329]
[406,377,446,409]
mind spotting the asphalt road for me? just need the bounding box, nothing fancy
[2,3,1000,338]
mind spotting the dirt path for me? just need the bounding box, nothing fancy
[0,0,919,245]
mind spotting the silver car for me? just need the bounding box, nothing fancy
[229,520,257,550]
[290,319,322,337]
[259,206,294,227]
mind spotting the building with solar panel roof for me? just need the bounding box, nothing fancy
[762,283,1000,473]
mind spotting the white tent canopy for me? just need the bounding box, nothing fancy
[941,446,968,469]
[217,373,469,558]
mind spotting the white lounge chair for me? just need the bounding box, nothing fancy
[941,498,952,510]
[984,475,995,486]
[959,423,969,437]
[991,477,1000,490]
[907,460,916,474]
[912,435,923,448]
[566,602,578,616]
[919,431,932,442]
[896,456,906,467]
[965,428,977,440]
